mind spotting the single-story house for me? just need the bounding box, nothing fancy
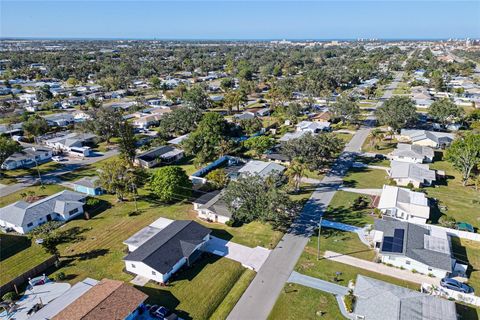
[398,129,455,149]
[233,112,256,121]
[134,145,184,168]
[123,217,174,252]
[72,176,103,195]
[0,190,86,234]
[132,113,164,129]
[124,220,211,284]
[167,134,190,146]
[44,132,96,157]
[278,130,308,142]
[372,218,456,278]
[310,111,332,122]
[414,98,434,109]
[49,278,148,320]
[296,120,331,133]
[389,143,434,163]
[42,113,75,127]
[235,160,285,179]
[1,146,52,170]
[352,275,457,320]
[193,190,232,224]
[376,185,430,224]
[389,161,436,188]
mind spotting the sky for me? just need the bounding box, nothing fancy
[1,1,479,40]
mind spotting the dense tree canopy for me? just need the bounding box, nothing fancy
[375,96,417,131]
[445,133,480,186]
[150,166,192,203]
[428,99,463,127]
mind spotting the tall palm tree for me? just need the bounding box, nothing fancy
[286,159,306,193]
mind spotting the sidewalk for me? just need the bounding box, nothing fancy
[324,250,440,286]
[339,187,382,196]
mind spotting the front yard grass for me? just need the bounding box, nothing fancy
[0,161,61,183]
[361,136,397,154]
[343,166,389,189]
[269,283,343,320]
[452,237,480,293]
[392,82,410,95]
[323,191,375,227]
[0,184,65,207]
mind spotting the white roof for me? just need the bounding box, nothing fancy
[378,185,429,218]
[238,160,285,178]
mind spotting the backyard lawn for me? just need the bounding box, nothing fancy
[426,156,480,227]
[139,256,252,320]
[269,283,343,320]
[392,82,410,95]
[343,166,389,189]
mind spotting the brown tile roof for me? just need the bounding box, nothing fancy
[53,278,147,320]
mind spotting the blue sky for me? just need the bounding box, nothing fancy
[1,1,479,39]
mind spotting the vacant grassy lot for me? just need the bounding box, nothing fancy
[269,283,343,320]
[343,167,389,189]
[426,156,480,227]
[0,184,65,207]
[139,256,250,320]
[361,136,398,154]
[392,82,410,95]
[323,191,375,227]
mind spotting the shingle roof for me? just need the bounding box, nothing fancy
[73,176,100,189]
[390,161,436,184]
[198,192,232,219]
[0,190,86,227]
[374,219,452,271]
[124,220,211,274]
[391,143,434,160]
[238,160,285,178]
[53,279,147,320]
[353,275,457,320]
[193,190,221,206]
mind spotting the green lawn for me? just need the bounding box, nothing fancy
[0,184,65,207]
[139,256,250,320]
[392,82,410,95]
[269,283,344,320]
[323,191,375,227]
[452,237,480,293]
[343,167,389,189]
[426,155,480,228]
[361,136,398,154]
[0,161,61,184]
[295,232,419,291]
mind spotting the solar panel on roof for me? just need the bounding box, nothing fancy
[382,236,394,252]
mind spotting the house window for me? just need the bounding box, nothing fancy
[406,260,411,265]
[131,264,136,268]
[152,271,156,275]
[27,222,33,227]
[69,208,79,216]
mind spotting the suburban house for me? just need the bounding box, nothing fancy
[45,278,148,320]
[372,218,457,278]
[389,143,434,163]
[132,113,164,129]
[193,190,232,224]
[398,129,455,149]
[296,120,331,133]
[233,112,256,121]
[42,113,75,127]
[235,160,286,179]
[310,110,332,122]
[376,185,430,224]
[44,132,96,157]
[1,146,52,170]
[134,145,184,168]
[389,161,437,188]
[352,275,457,320]
[72,176,103,195]
[168,134,190,146]
[124,220,211,284]
[278,130,308,142]
[0,190,86,234]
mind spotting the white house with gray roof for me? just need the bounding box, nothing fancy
[389,143,434,163]
[0,190,86,234]
[193,190,232,224]
[389,161,436,188]
[372,219,456,278]
[353,275,457,320]
[44,132,96,157]
[237,160,285,179]
[1,146,52,170]
[376,185,430,224]
[398,129,455,149]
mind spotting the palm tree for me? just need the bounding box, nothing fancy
[370,129,384,148]
[286,160,306,193]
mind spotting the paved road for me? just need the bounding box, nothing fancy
[0,149,118,198]
[324,250,440,286]
[228,70,407,320]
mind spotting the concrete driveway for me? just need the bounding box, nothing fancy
[202,236,270,271]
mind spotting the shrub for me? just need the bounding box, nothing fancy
[225,220,234,227]
[439,215,456,228]
[411,269,418,274]
[2,291,18,302]
[406,182,414,189]
[54,272,66,281]
[344,290,356,313]
[352,196,370,210]
[373,208,382,218]
[85,197,100,208]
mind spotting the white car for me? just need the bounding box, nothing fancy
[52,156,63,162]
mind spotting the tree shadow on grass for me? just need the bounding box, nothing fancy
[209,228,234,242]
[322,206,371,227]
[168,254,222,283]
[136,286,190,319]
[0,234,31,260]
[456,303,479,320]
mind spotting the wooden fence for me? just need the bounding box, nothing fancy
[0,256,56,295]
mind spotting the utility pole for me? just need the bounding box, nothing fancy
[131,182,138,212]
[32,148,43,188]
[317,216,323,260]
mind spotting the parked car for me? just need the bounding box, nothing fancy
[440,278,474,294]
[456,222,475,233]
[52,156,64,162]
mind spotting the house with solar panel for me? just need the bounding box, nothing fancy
[371,218,459,278]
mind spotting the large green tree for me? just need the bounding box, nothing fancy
[98,158,141,201]
[118,121,137,164]
[331,96,360,124]
[159,106,203,136]
[183,85,212,110]
[22,116,49,137]
[243,135,275,156]
[150,166,192,203]
[428,98,463,128]
[375,96,417,131]
[445,133,480,186]
[0,136,22,168]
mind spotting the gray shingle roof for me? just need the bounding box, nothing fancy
[124,220,211,274]
[392,143,434,160]
[0,190,86,227]
[390,161,436,184]
[199,192,232,219]
[353,275,457,320]
[374,219,452,272]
